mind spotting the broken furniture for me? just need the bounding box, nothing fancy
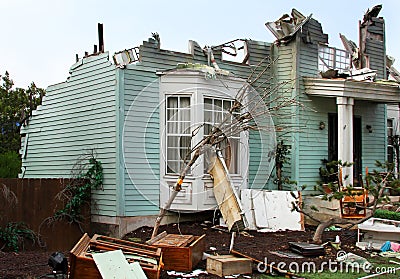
[146,232,206,271]
[206,255,252,277]
[339,167,368,219]
[340,188,368,218]
[69,233,162,279]
[288,242,325,257]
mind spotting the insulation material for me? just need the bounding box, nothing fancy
[241,189,303,231]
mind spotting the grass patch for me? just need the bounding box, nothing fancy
[253,257,400,278]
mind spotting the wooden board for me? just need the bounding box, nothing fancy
[206,255,252,277]
[151,234,194,247]
[209,153,246,231]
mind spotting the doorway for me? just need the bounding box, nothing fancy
[328,114,362,184]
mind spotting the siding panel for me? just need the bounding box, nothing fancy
[21,53,118,216]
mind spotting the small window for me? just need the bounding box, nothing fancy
[166,96,191,174]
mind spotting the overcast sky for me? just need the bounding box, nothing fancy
[1,0,399,89]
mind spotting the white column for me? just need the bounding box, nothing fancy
[336,97,354,186]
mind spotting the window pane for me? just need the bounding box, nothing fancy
[203,97,240,174]
[166,96,192,174]
[215,99,222,110]
[167,97,178,108]
[181,97,190,108]
[167,109,178,121]
[181,108,190,122]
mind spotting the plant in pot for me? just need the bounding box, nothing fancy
[316,159,353,199]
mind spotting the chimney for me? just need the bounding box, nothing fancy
[98,23,104,53]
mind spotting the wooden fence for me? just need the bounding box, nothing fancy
[0,178,91,251]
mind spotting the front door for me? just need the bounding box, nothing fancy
[328,114,362,185]
[353,117,362,185]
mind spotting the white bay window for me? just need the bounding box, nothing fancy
[160,70,249,212]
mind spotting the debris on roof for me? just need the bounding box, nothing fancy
[340,33,360,69]
[113,47,140,67]
[265,8,312,44]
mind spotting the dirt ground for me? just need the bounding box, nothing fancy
[0,220,373,278]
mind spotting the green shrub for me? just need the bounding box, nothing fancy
[0,151,21,178]
[0,222,36,252]
[373,209,400,221]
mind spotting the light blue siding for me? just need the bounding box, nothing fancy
[21,53,118,216]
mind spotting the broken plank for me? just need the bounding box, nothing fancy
[146,231,168,245]
[151,234,194,247]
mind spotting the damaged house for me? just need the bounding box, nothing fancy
[19,5,400,237]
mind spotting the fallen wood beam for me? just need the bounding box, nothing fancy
[146,231,167,245]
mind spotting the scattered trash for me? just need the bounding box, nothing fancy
[324,225,342,232]
[356,241,384,251]
[288,242,325,257]
[336,252,372,272]
[269,251,305,258]
[202,252,211,260]
[380,241,400,252]
[330,241,341,250]
[167,269,208,278]
[211,225,230,233]
[379,251,400,258]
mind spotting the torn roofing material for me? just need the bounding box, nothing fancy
[265,8,312,44]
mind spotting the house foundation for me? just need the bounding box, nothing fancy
[91,211,215,238]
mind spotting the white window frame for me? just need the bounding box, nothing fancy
[159,72,249,212]
[318,44,351,72]
[165,95,192,175]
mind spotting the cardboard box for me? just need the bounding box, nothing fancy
[207,255,252,277]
